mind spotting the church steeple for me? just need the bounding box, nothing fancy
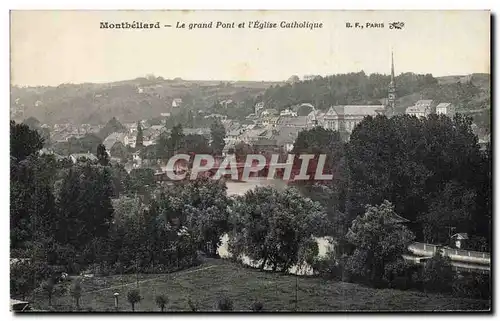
[387,50,396,115]
[391,51,395,83]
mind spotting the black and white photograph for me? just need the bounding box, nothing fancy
[9,9,492,312]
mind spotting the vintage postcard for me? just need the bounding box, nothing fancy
[10,10,491,312]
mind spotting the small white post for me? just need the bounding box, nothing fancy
[114,292,120,310]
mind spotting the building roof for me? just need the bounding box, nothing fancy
[183,128,211,136]
[406,105,429,114]
[278,116,308,127]
[385,212,410,224]
[451,233,469,240]
[262,108,279,115]
[149,125,164,131]
[242,128,268,140]
[328,105,386,117]
[436,102,452,108]
[272,126,302,145]
[70,153,98,161]
[103,132,128,150]
[227,129,242,137]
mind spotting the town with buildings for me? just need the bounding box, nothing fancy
[25,54,489,176]
[9,10,492,313]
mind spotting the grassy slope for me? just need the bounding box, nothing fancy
[35,259,490,312]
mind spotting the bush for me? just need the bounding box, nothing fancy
[127,289,142,312]
[187,296,198,312]
[155,294,168,312]
[422,252,454,293]
[216,295,234,311]
[452,273,491,300]
[251,301,264,312]
[311,251,346,281]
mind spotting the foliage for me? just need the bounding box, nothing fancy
[128,168,155,193]
[182,134,212,154]
[210,120,226,155]
[421,252,454,293]
[155,178,231,256]
[96,143,110,166]
[155,294,168,312]
[10,121,44,161]
[98,117,127,140]
[347,114,489,244]
[69,279,82,309]
[345,201,415,286]
[36,278,66,306]
[251,301,264,312]
[55,163,114,258]
[216,294,234,311]
[420,181,476,244]
[136,121,144,148]
[452,273,491,300]
[229,186,327,272]
[262,71,438,111]
[127,289,142,311]
[187,296,198,311]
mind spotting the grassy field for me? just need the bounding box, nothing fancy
[33,259,490,312]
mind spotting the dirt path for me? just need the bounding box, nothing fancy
[84,265,217,294]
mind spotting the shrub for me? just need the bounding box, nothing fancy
[187,296,198,312]
[127,289,142,312]
[251,301,264,312]
[452,273,491,300]
[155,294,168,312]
[422,252,454,293]
[216,295,234,311]
[69,279,82,310]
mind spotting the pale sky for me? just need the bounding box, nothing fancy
[10,10,490,86]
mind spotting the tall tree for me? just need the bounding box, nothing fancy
[10,121,44,161]
[346,114,486,240]
[156,178,231,257]
[166,124,185,157]
[96,143,109,166]
[210,120,226,155]
[345,200,415,285]
[135,121,144,149]
[230,186,327,272]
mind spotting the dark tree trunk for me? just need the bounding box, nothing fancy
[260,257,267,270]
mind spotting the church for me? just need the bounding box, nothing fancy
[313,52,397,139]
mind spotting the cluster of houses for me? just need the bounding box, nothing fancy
[39,97,473,173]
[405,100,456,118]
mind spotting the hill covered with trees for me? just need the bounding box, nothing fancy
[10,73,490,127]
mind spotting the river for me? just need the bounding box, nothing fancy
[217,180,333,275]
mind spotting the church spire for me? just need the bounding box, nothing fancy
[387,50,396,116]
[391,50,395,83]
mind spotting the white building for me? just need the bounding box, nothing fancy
[172,98,183,108]
[436,103,456,116]
[405,100,435,118]
[280,108,298,117]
